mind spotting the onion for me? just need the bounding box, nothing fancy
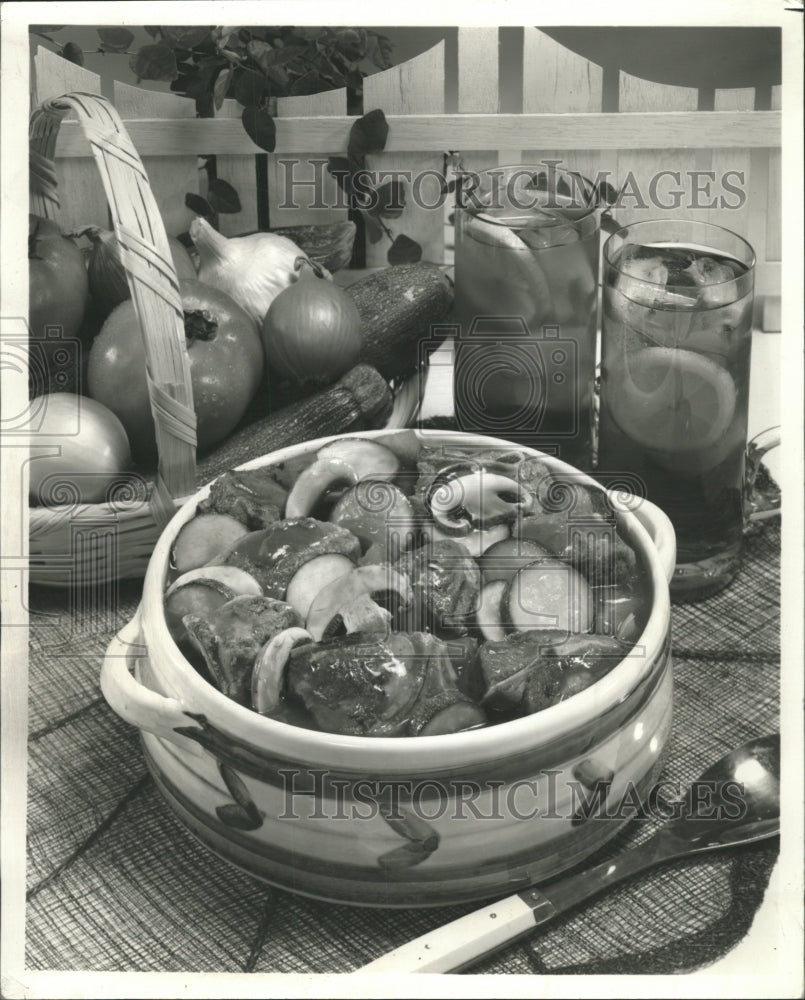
[262,264,362,387]
[81,226,197,318]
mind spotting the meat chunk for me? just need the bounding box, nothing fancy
[184,595,300,705]
[199,466,288,530]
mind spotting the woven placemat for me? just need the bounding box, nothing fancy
[25,510,779,975]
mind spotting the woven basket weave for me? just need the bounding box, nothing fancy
[29,92,197,586]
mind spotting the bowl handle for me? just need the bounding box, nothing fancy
[100,610,204,756]
[631,499,676,584]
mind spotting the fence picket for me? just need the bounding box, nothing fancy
[457,28,500,178]
[765,85,781,262]
[709,87,754,238]
[268,90,347,231]
[32,46,106,231]
[363,43,446,268]
[522,27,607,190]
[113,83,199,237]
[616,73,698,226]
[217,100,261,236]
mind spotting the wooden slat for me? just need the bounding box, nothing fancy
[217,98,260,236]
[267,90,347,230]
[708,87,754,239]
[765,84,781,261]
[32,46,106,231]
[457,28,500,177]
[522,27,607,198]
[363,43,446,267]
[113,83,198,237]
[51,111,782,157]
[616,73,698,226]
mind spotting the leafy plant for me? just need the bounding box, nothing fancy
[30,25,428,265]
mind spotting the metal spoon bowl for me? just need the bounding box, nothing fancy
[357,734,780,974]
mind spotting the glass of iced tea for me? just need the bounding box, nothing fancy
[597,219,778,601]
[453,165,600,471]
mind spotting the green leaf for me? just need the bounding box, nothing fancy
[97,27,134,53]
[332,27,368,63]
[288,70,322,96]
[362,210,385,245]
[348,108,389,160]
[246,39,300,71]
[369,32,394,70]
[387,234,422,266]
[233,70,271,108]
[375,179,405,219]
[327,157,352,196]
[185,193,218,228]
[242,105,276,152]
[129,44,178,83]
[61,42,84,67]
[213,65,234,109]
[144,26,161,38]
[207,179,242,214]
[160,27,212,50]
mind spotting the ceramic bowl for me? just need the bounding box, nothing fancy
[101,429,676,907]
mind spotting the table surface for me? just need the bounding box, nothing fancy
[21,326,783,986]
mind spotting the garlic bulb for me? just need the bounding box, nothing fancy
[189,217,330,325]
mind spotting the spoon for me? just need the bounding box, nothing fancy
[356,734,780,974]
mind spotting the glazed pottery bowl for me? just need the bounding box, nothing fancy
[102,429,676,907]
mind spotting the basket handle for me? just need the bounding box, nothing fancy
[29,91,196,522]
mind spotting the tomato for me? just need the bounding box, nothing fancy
[87,279,264,466]
[26,393,132,505]
[28,215,90,395]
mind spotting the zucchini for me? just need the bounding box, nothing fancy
[271,222,356,273]
[196,364,393,485]
[346,264,453,381]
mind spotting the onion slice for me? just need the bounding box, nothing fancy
[251,627,313,714]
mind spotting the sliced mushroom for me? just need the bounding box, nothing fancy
[284,457,359,519]
[476,580,508,642]
[317,438,400,481]
[251,627,313,714]
[284,553,356,620]
[166,565,262,598]
[430,521,510,559]
[427,468,533,535]
[306,564,413,641]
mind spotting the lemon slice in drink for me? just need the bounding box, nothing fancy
[460,213,553,328]
[608,347,736,455]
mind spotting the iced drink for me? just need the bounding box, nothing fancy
[454,166,600,471]
[598,221,755,600]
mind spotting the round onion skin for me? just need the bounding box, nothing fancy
[261,275,362,387]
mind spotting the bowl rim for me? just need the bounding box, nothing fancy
[141,429,671,768]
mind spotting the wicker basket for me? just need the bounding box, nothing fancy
[28,91,426,587]
[29,92,196,587]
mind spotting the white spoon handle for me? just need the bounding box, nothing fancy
[355,893,541,974]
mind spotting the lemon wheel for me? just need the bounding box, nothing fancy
[458,214,552,329]
[606,347,737,456]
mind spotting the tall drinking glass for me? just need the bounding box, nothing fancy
[453,165,600,471]
[597,219,770,601]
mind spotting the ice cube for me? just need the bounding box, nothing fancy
[614,255,669,308]
[684,257,737,307]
